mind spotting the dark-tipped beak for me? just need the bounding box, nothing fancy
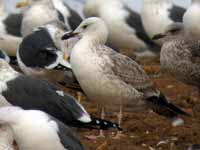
[61,31,79,40]
[152,33,166,40]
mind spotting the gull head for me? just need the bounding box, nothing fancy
[152,23,185,42]
[61,17,109,45]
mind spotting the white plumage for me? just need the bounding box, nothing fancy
[0,106,84,150]
[183,0,200,38]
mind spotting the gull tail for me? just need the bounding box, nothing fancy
[57,95,122,130]
[54,64,71,71]
[145,93,190,126]
[68,117,123,131]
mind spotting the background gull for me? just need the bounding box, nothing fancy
[16,0,83,37]
[0,106,84,150]
[183,0,200,38]
[83,0,159,57]
[62,17,189,138]
[17,20,83,94]
[141,0,186,45]
[153,23,200,92]
[0,0,22,56]
[17,21,71,77]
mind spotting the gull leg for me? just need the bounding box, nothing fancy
[85,107,105,140]
[113,105,124,139]
[99,107,105,138]
[77,92,82,103]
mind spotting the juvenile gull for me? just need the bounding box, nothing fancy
[62,17,189,138]
[141,0,186,44]
[183,0,200,38]
[16,0,82,37]
[152,23,200,91]
[83,0,159,55]
[0,59,121,131]
[0,106,84,150]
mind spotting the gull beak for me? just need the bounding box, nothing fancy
[61,31,79,40]
[63,52,70,61]
[16,0,30,8]
[152,33,166,40]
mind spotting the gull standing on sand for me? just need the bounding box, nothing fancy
[141,0,186,44]
[62,17,189,138]
[152,23,200,92]
[83,0,159,56]
[16,0,83,37]
[183,0,200,38]
[0,106,84,150]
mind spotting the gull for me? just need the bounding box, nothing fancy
[16,0,83,37]
[152,23,200,93]
[17,21,71,78]
[83,0,159,56]
[0,0,22,56]
[0,106,84,150]
[183,0,200,38]
[62,17,189,138]
[141,0,186,45]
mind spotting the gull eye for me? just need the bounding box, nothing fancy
[82,25,88,29]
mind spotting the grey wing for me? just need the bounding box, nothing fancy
[98,45,154,90]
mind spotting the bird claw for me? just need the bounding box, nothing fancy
[112,131,126,139]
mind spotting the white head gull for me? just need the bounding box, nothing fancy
[141,0,186,44]
[0,106,84,150]
[183,0,200,38]
[16,20,83,92]
[62,17,189,138]
[83,0,159,56]
[16,0,83,37]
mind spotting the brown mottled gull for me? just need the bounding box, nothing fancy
[153,23,200,89]
[62,17,189,139]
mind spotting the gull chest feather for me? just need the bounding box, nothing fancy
[71,47,107,96]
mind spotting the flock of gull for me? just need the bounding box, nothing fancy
[0,0,199,149]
